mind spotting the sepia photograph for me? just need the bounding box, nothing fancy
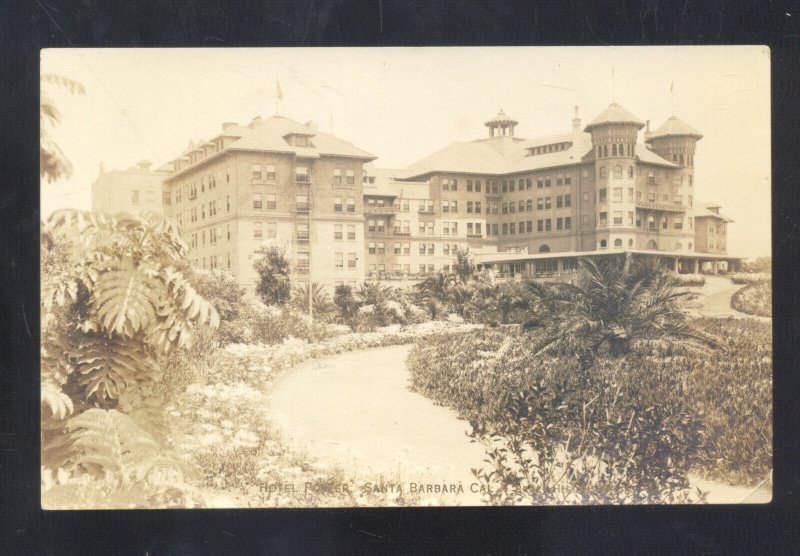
[39,46,772,509]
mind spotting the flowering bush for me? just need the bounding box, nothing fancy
[731,282,772,318]
[730,273,771,285]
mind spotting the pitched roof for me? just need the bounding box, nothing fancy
[229,116,376,159]
[584,102,645,131]
[646,115,703,141]
[691,203,733,222]
[396,129,675,180]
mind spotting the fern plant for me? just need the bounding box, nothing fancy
[40,209,219,507]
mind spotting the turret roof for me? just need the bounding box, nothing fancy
[584,102,645,131]
[646,115,703,141]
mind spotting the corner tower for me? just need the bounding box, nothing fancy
[585,103,645,251]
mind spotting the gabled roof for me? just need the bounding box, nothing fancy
[646,115,703,141]
[584,102,645,131]
[691,203,733,222]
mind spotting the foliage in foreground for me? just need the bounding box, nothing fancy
[731,282,772,317]
[408,316,772,502]
[729,272,771,285]
[41,210,219,508]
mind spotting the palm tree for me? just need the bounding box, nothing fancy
[41,73,85,183]
[525,254,717,366]
[415,271,456,318]
[292,282,333,315]
[356,281,393,306]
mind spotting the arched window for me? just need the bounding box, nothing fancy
[600,239,607,248]
[614,239,623,248]
[597,146,601,157]
[603,145,608,157]
[647,240,658,250]
[613,165,623,179]
[628,238,634,247]
[539,245,550,253]
[619,144,624,156]
[612,144,617,156]
[679,154,684,165]
[599,166,607,179]
[673,154,678,162]
[675,242,683,251]
[688,242,693,251]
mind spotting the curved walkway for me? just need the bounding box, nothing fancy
[269,344,487,505]
[694,275,771,322]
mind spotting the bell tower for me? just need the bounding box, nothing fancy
[484,110,518,138]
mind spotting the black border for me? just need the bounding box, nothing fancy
[3,1,799,553]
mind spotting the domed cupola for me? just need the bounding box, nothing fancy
[645,115,703,167]
[585,102,645,159]
[485,110,519,138]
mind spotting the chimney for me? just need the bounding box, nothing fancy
[572,106,581,132]
[136,159,152,173]
[644,120,652,141]
[249,116,262,128]
[222,122,237,131]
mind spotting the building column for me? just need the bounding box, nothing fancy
[675,257,681,274]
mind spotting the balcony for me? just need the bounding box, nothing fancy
[294,203,310,213]
[295,175,311,184]
[466,233,484,239]
[393,231,411,237]
[295,232,310,242]
[636,200,686,213]
[417,208,436,215]
[364,205,397,215]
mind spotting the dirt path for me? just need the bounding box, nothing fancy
[694,275,771,321]
[269,344,488,505]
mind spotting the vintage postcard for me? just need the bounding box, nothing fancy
[40,46,771,508]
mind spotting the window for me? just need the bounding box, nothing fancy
[556,174,563,186]
[647,171,655,184]
[519,200,525,212]
[537,220,543,232]
[348,253,357,268]
[226,167,231,184]
[628,166,634,178]
[502,223,508,235]
[334,224,343,240]
[501,181,507,193]
[600,212,608,226]
[377,242,385,254]
[346,170,354,185]
[368,242,376,254]
[565,174,572,185]
[674,195,683,205]
[600,239,607,249]
[419,243,427,255]
[476,201,482,213]
[564,217,571,229]
[509,180,515,192]
[333,168,342,184]
[613,188,622,202]
[347,198,355,212]
[582,214,589,226]
[599,166,607,179]
[557,217,563,230]
[295,166,309,183]
[582,191,589,203]
[545,198,552,209]
[648,191,656,202]
[252,164,262,180]
[614,239,623,248]
[335,252,344,268]
[545,219,552,231]
[227,223,231,240]
[613,211,623,225]
[526,199,533,211]
[163,191,171,205]
[476,180,482,192]
[557,195,563,208]
[509,202,516,214]
[674,217,683,230]
[266,165,276,181]
[527,220,533,233]
[510,223,516,234]
[296,223,309,240]
[628,211,634,226]
[467,201,473,213]
[502,203,508,214]
[334,197,342,212]
[545,176,552,187]
[612,144,617,157]
[253,222,263,239]
[346,224,355,240]
[253,192,262,209]
[537,177,544,188]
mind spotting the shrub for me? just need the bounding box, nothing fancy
[730,273,771,285]
[669,273,706,287]
[684,318,772,485]
[730,282,772,318]
[408,328,704,504]
[217,303,344,347]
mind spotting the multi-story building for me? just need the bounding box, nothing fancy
[91,160,169,215]
[160,115,376,293]
[387,104,739,277]
[106,103,737,295]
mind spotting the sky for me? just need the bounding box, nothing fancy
[41,46,771,259]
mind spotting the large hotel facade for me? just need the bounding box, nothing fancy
[92,102,738,293]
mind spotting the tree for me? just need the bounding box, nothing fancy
[525,255,717,367]
[454,246,476,282]
[333,284,358,328]
[41,73,85,183]
[292,281,333,315]
[253,244,292,306]
[415,271,456,318]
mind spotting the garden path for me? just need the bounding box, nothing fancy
[694,275,771,321]
[269,343,488,505]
